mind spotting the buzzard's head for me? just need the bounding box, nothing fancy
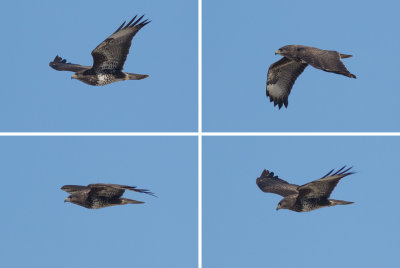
[275,45,301,58]
[276,197,295,211]
[71,73,82,80]
[64,195,79,203]
[275,46,289,56]
[276,202,283,210]
[275,46,287,56]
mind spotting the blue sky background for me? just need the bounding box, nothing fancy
[0,137,197,268]
[0,0,197,131]
[204,136,400,268]
[204,0,400,131]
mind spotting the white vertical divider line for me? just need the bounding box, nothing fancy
[198,1,202,134]
[198,0,203,267]
[198,134,202,268]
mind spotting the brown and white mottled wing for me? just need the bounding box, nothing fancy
[256,169,299,197]
[88,183,156,198]
[266,57,308,109]
[61,185,90,194]
[297,166,354,199]
[91,15,150,71]
[296,47,356,78]
[49,56,91,72]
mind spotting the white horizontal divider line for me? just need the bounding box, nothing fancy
[0,132,198,136]
[1,132,400,136]
[202,132,400,136]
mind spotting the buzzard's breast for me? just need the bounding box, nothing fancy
[75,74,116,86]
[97,74,108,84]
[89,74,123,86]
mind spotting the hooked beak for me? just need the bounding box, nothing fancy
[71,74,77,80]
[275,50,281,55]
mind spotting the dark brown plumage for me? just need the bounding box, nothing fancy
[49,15,150,86]
[256,166,354,212]
[61,183,156,209]
[266,45,356,109]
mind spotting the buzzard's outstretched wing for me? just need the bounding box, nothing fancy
[88,183,157,198]
[91,15,150,71]
[296,47,356,78]
[297,166,354,199]
[256,169,299,197]
[61,185,90,194]
[49,56,91,72]
[266,57,308,109]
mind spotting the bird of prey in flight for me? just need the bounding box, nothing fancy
[256,166,354,212]
[49,15,150,86]
[61,183,156,209]
[266,45,356,108]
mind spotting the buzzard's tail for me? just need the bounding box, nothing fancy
[329,199,354,206]
[121,198,145,205]
[340,53,353,59]
[125,73,149,80]
[338,54,356,78]
[332,70,357,79]
[347,73,357,79]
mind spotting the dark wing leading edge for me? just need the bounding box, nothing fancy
[266,57,308,109]
[297,166,354,200]
[256,169,299,197]
[91,15,150,72]
[49,56,91,72]
[61,185,90,194]
[88,183,157,198]
[296,47,356,78]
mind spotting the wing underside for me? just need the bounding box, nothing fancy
[266,57,308,109]
[49,56,91,72]
[256,169,299,197]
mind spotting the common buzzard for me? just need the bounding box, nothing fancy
[49,15,150,86]
[266,45,356,108]
[61,183,156,209]
[256,166,354,212]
